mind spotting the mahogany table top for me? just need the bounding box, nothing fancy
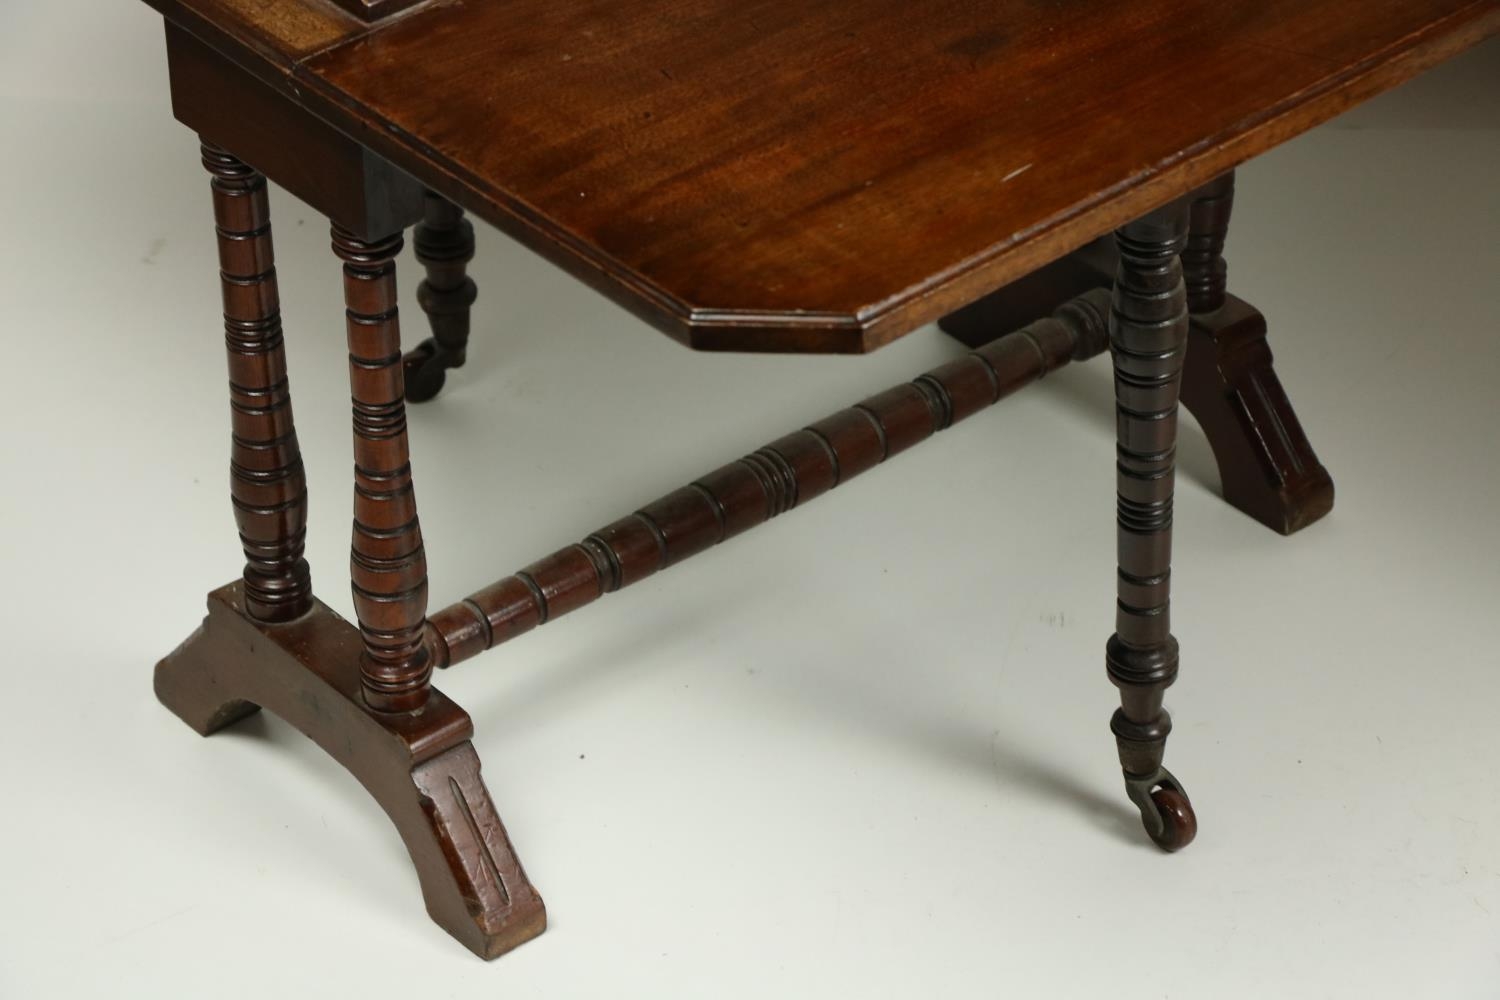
[143,0,1500,351]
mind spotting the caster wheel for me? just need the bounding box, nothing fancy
[403,342,447,403]
[1147,785,1197,852]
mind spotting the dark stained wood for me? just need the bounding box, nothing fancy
[165,138,545,960]
[427,289,1113,668]
[1182,174,1237,315]
[404,192,478,402]
[155,582,546,959]
[1180,297,1336,534]
[939,243,1119,350]
[1177,172,1336,533]
[140,0,1497,961]
[283,0,1500,351]
[1105,203,1196,853]
[333,227,433,712]
[140,0,1500,349]
[168,24,424,241]
[201,142,313,623]
[940,174,1335,536]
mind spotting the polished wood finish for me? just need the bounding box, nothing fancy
[141,0,1500,350]
[1176,173,1336,532]
[299,0,1500,348]
[141,0,1498,962]
[404,192,478,402]
[168,24,424,241]
[1181,298,1336,534]
[155,583,546,959]
[429,290,1113,668]
[1183,174,1236,315]
[1106,204,1196,852]
[940,173,1335,535]
[165,142,543,960]
[333,227,434,712]
[202,143,312,623]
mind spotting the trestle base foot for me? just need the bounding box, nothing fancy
[155,582,546,960]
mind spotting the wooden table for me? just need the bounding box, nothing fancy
[140,0,1500,960]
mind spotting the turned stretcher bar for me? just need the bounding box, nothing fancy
[426,287,1113,669]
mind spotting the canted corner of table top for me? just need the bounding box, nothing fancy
[149,0,1500,353]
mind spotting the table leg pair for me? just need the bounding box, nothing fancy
[157,140,1298,957]
[155,144,545,959]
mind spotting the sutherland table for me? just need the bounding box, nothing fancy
[140,0,1500,960]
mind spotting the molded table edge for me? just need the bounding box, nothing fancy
[144,1,1500,353]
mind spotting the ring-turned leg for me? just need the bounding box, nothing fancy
[153,144,545,960]
[1178,172,1334,535]
[201,142,314,625]
[1107,202,1198,852]
[403,191,477,402]
[331,226,436,712]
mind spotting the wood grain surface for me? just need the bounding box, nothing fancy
[144,0,367,75]
[142,0,1500,350]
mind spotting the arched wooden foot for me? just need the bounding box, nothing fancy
[1178,297,1334,535]
[1176,172,1333,535]
[155,583,547,960]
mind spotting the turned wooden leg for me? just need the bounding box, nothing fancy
[153,148,546,960]
[403,191,477,402]
[1177,172,1335,535]
[332,226,436,712]
[202,142,314,624]
[1181,174,1235,314]
[1107,202,1198,852]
